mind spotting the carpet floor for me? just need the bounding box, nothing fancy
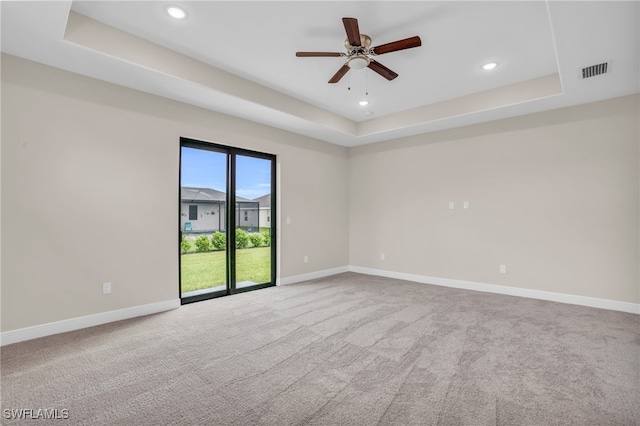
[1,272,639,425]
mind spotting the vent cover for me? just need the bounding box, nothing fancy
[581,62,610,79]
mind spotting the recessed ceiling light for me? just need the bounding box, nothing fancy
[359,100,369,106]
[482,62,498,71]
[167,6,186,19]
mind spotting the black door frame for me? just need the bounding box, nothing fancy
[179,137,277,304]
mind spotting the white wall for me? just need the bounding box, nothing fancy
[1,54,638,335]
[1,54,350,332]
[350,95,639,305]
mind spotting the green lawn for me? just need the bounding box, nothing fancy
[180,247,271,293]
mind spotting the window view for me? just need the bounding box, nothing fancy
[180,148,228,298]
[235,155,272,288]
[179,141,274,303]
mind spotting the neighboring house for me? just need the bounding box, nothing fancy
[253,193,271,230]
[181,187,226,233]
[181,187,260,233]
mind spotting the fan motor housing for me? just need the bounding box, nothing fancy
[345,34,372,51]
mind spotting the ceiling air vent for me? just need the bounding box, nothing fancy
[581,62,610,79]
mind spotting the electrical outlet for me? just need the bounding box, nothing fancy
[463,201,469,209]
[102,282,112,294]
[304,255,308,263]
[449,201,455,210]
[499,265,507,274]
[380,253,385,261]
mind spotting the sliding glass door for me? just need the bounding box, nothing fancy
[179,138,276,304]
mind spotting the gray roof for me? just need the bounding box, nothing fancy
[181,187,250,203]
[253,193,271,208]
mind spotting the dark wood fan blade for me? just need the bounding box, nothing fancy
[329,64,350,83]
[372,36,422,55]
[296,52,344,57]
[342,17,361,47]
[367,60,398,81]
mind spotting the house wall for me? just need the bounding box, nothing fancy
[236,204,260,232]
[350,95,640,305]
[1,54,350,332]
[180,202,224,232]
[259,208,271,230]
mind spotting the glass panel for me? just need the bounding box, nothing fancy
[235,155,272,288]
[180,147,228,298]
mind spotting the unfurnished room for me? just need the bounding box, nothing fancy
[1,1,639,425]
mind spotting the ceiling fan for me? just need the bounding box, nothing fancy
[296,17,422,84]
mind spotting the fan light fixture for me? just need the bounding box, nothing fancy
[167,6,186,19]
[347,54,370,70]
[482,62,498,70]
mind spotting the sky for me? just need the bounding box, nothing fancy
[181,147,271,200]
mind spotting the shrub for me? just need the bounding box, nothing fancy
[235,228,249,249]
[211,231,226,250]
[181,236,191,254]
[262,232,271,247]
[249,233,264,248]
[194,235,211,252]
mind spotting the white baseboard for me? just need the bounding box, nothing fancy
[3,266,636,346]
[349,266,640,315]
[0,299,180,346]
[277,266,350,286]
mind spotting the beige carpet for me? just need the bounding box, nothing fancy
[2,272,639,425]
